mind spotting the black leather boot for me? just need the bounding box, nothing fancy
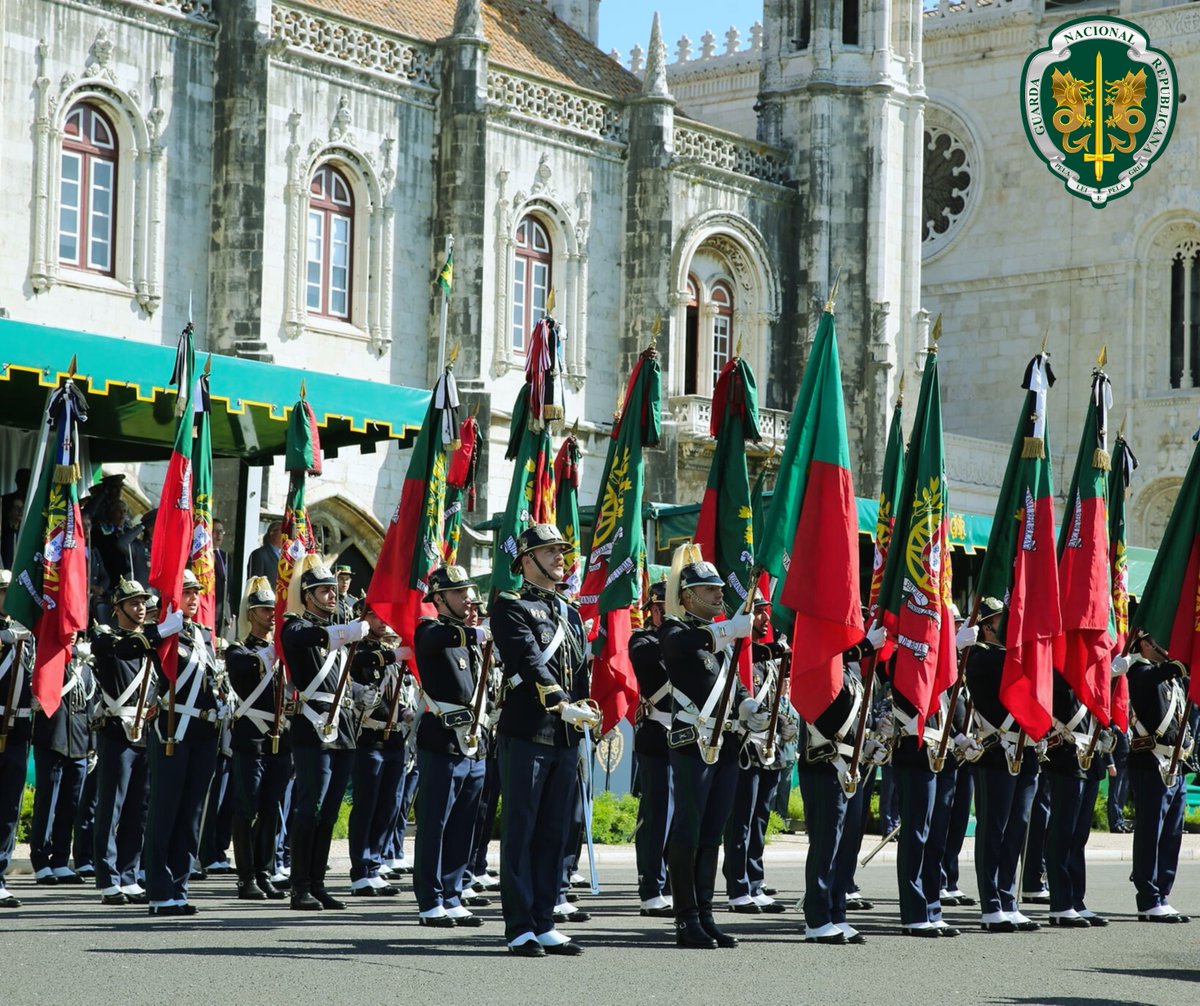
[252,811,285,899]
[668,843,716,949]
[233,817,266,900]
[311,819,345,910]
[697,846,738,948]
[289,818,322,911]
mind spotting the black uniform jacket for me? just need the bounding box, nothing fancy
[414,617,487,758]
[280,612,356,751]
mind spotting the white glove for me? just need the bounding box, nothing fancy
[0,625,32,644]
[863,736,890,766]
[739,697,770,732]
[214,700,230,722]
[392,645,413,663]
[1111,654,1130,678]
[953,732,983,761]
[1097,729,1118,755]
[401,706,415,725]
[486,707,502,729]
[157,607,184,638]
[86,751,98,775]
[326,619,369,650]
[955,623,979,651]
[866,622,887,649]
[360,686,380,711]
[473,627,492,646]
[778,718,799,743]
[712,612,753,645]
[73,640,93,660]
[583,619,595,637]
[560,701,602,729]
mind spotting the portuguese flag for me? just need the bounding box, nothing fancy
[3,377,90,716]
[579,348,661,732]
[442,414,480,565]
[758,308,863,723]
[877,347,956,734]
[491,384,556,597]
[1129,424,1200,701]
[1054,366,1114,723]
[149,325,199,681]
[554,433,582,599]
[1107,435,1137,731]
[188,367,216,632]
[975,353,1062,740]
[869,385,905,617]
[275,393,322,647]
[366,368,458,658]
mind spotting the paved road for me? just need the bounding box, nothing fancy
[4,860,1198,1005]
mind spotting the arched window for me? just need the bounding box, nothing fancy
[711,281,734,388]
[684,277,700,396]
[512,216,552,352]
[306,165,354,320]
[59,102,117,275]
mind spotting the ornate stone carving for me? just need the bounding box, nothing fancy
[923,124,973,255]
[329,96,353,142]
[486,71,626,143]
[673,124,789,185]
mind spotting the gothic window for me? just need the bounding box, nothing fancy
[922,117,978,261]
[59,102,117,276]
[842,0,860,45]
[682,275,735,397]
[1169,248,1200,389]
[684,277,700,396]
[512,216,552,353]
[306,165,354,320]
[711,281,734,389]
[794,0,812,51]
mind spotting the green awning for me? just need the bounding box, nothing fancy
[0,318,430,462]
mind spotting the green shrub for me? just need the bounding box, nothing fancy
[332,798,352,841]
[17,786,33,843]
[765,811,785,841]
[591,791,639,844]
[787,789,805,822]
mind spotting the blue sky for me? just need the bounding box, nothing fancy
[597,2,762,66]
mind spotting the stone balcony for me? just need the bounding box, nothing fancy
[667,395,791,451]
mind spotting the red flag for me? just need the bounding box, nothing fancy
[1107,435,1137,731]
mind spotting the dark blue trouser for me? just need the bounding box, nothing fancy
[895,759,936,926]
[1021,772,1051,892]
[1071,775,1100,911]
[796,764,848,929]
[30,746,88,872]
[634,751,673,900]
[144,725,218,903]
[941,764,973,893]
[275,775,293,872]
[199,753,233,866]
[878,764,900,831]
[923,763,958,922]
[290,745,353,894]
[73,765,98,873]
[972,758,1039,915]
[92,732,148,890]
[231,748,291,876]
[723,763,780,899]
[469,752,500,877]
[499,736,578,941]
[383,759,419,861]
[414,749,485,911]
[349,745,406,881]
[1107,737,1130,829]
[0,735,30,882]
[1045,773,1086,913]
[1129,764,1186,911]
[835,766,875,897]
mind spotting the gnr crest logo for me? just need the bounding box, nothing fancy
[1021,16,1176,207]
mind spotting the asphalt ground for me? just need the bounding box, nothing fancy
[3,856,1198,1006]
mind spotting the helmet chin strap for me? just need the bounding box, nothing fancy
[529,549,563,587]
[683,588,723,621]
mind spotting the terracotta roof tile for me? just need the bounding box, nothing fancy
[296,0,643,98]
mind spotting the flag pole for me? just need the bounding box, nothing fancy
[437,235,454,374]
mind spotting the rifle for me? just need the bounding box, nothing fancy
[842,646,877,796]
[931,594,983,773]
[1164,700,1193,787]
[269,654,284,755]
[0,637,23,755]
[699,577,759,766]
[321,640,356,742]
[462,637,494,757]
[381,649,411,742]
[127,654,153,744]
[760,644,792,766]
[1077,719,1101,771]
[165,676,177,756]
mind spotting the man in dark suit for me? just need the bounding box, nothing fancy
[213,518,232,638]
[247,520,283,581]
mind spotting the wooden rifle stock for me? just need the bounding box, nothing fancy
[0,637,22,754]
[843,650,878,792]
[706,579,760,757]
[323,640,357,740]
[381,647,411,741]
[1166,699,1193,786]
[932,594,984,772]
[165,677,177,756]
[270,655,284,755]
[464,637,494,754]
[761,646,792,765]
[128,655,153,743]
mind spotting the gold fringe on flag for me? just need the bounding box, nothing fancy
[1021,436,1045,459]
[543,403,564,422]
[1092,448,1111,471]
[54,463,81,485]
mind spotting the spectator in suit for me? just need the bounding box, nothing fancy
[213,518,232,637]
[248,521,283,581]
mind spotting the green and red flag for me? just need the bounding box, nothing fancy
[579,347,661,732]
[274,391,323,646]
[1053,364,1114,723]
[877,346,956,733]
[491,385,557,597]
[693,356,760,688]
[1107,434,1137,731]
[442,414,480,565]
[148,324,199,681]
[757,308,863,723]
[1129,419,1200,702]
[869,382,906,617]
[366,368,458,658]
[187,364,216,632]
[975,353,1062,740]
[553,432,582,599]
[3,374,90,716]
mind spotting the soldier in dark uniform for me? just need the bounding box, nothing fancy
[724,598,794,914]
[962,597,1041,933]
[0,569,35,908]
[413,565,490,926]
[29,634,95,886]
[143,569,220,915]
[1119,629,1191,922]
[492,523,596,958]
[90,578,155,905]
[465,633,503,897]
[334,564,356,624]
[347,597,411,898]
[630,579,674,918]
[279,557,367,911]
[795,629,883,945]
[226,577,290,900]
[660,555,759,950]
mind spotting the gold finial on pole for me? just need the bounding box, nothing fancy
[1040,327,1050,354]
[930,313,943,347]
[546,288,557,317]
[203,354,212,376]
[66,355,78,378]
[447,340,462,367]
[650,313,661,350]
[897,372,905,406]
[824,268,842,313]
[1097,345,1108,367]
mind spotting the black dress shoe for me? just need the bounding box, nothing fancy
[804,932,847,945]
[554,911,590,923]
[509,940,546,957]
[847,932,868,944]
[940,895,959,907]
[1014,920,1041,932]
[845,897,874,911]
[700,920,738,949]
[126,891,149,905]
[954,894,976,906]
[290,892,323,911]
[375,884,399,897]
[1049,916,1090,928]
[640,906,675,918]
[190,869,208,881]
[56,873,86,885]
[565,892,579,903]
[35,875,59,886]
[351,886,379,897]
[1080,914,1108,927]
[256,876,286,900]
[544,942,584,956]
[419,915,457,928]
[981,920,1017,933]
[675,920,718,949]
[729,903,761,914]
[759,902,787,914]
[935,926,960,938]
[0,895,23,909]
[314,891,345,910]
[238,884,268,901]
[761,887,778,897]
[101,892,129,906]
[148,904,198,917]
[465,895,490,907]
[1138,913,1185,923]
[452,914,485,927]
[902,927,941,938]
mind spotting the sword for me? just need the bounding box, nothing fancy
[859,823,901,867]
[578,727,600,896]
